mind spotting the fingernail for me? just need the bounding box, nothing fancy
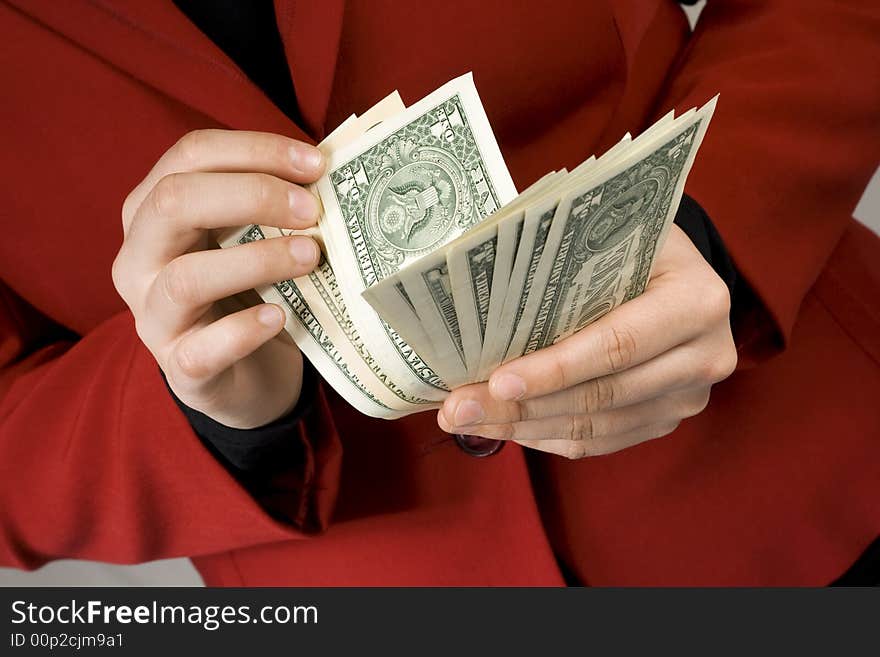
[490,373,526,401]
[288,186,321,223]
[257,304,283,328]
[290,144,324,174]
[289,237,318,264]
[454,399,484,426]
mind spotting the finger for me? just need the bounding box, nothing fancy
[124,171,321,270]
[516,420,681,460]
[123,130,324,231]
[146,235,320,336]
[441,387,709,443]
[441,337,734,427]
[648,223,709,279]
[488,265,729,402]
[165,303,286,387]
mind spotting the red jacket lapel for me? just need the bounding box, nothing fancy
[7,0,344,143]
[273,0,345,140]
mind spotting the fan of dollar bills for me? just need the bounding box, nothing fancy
[220,73,717,419]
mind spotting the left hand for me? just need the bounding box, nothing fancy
[437,225,738,459]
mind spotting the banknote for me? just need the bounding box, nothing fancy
[268,229,438,413]
[397,257,470,387]
[278,91,406,254]
[440,169,575,375]
[218,226,416,418]
[451,172,566,379]
[369,170,564,380]
[498,198,559,363]
[359,278,443,382]
[217,93,442,417]
[509,98,717,358]
[319,73,516,290]
[447,223,499,378]
[316,73,517,399]
[473,208,524,378]
[502,130,674,359]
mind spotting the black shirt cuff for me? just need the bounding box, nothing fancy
[163,360,318,479]
[674,194,738,296]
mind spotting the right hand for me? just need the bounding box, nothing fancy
[112,130,325,429]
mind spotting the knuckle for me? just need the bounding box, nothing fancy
[658,420,681,438]
[160,258,201,307]
[596,377,616,410]
[565,414,594,443]
[695,358,718,385]
[701,346,738,384]
[603,324,638,373]
[132,317,150,344]
[485,423,514,441]
[706,360,730,384]
[152,172,186,217]
[583,376,614,413]
[715,344,739,381]
[234,133,286,171]
[252,239,287,281]
[577,381,598,414]
[173,339,208,380]
[548,351,571,391]
[682,389,711,418]
[110,252,129,298]
[565,440,590,460]
[704,278,731,320]
[252,243,275,279]
[121,190,140,229]
[260,135,289,166]
[245,173,276,213]
[174,129,213,167]
[696,389,712,414]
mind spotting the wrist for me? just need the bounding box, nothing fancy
[161,360,319,473]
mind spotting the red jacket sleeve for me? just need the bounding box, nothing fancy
[0,283,342,569]
[654,0,880,362]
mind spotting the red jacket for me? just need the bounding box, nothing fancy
[1,0,878,585]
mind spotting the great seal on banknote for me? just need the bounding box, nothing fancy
[582,170,666,254]
[365,138,473,264]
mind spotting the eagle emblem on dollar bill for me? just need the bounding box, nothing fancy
[366,138,472,263]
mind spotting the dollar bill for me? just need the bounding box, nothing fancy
[473,209,524,379]
[447,224,499,378]
[319,74,515,287]
[397,258,470,387]
[498,198,560,363]
[359,278,444,382]
[280,91,407,255]
[316,73,516,399]
[501,130,671,360]
[218,226,421,418]
[367,170,565,381]
[269,229,440,412]
[441,169,574,376]
[455,172,567,380]
[508,98,717,357]
[216,93,443,417]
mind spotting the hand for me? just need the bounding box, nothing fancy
[438,225,737,459]
[112,129,325,428]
